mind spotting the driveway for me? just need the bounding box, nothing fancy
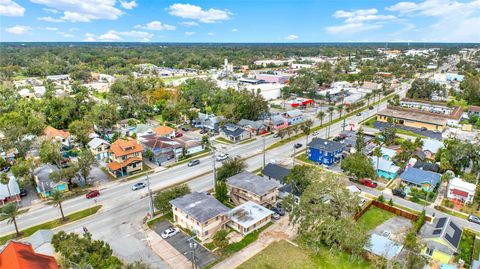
[371,216,412,243]
[153,220,217,269]
[373,121,442,140]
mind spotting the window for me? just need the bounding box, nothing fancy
[205,230,208,236]
[425,248,434,256]
[216,216,219,221]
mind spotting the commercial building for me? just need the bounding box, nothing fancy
[377,106,448,131]
[255,74,289,84]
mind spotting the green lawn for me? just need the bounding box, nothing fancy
[238,240,372,269]
[215,137,235,144]
[457,229,476,267]
[357,206,396,231]
[0,205,102,245]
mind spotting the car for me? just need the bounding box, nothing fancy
[216,154,229,161]
[433,130,441,134]
[132,182,146,191]
[175,132,183,138]
[273,133,279,138]
[181,127,189,132]
[19,188,27,197]
[86,190,100,199]
[369,106,374,110]
[272,207,285,216]
[272,213,281,220]
[419,127,427,131]
[468,214,480,225]
[312,131,319,136]
[294,143,302,149]
[356,113,362,116]
[199,129,207,134]
[359,178,378,188]
[161,227,180,239]
[188,160,200,167]
[0,166,10,173]
[392,188,406,198]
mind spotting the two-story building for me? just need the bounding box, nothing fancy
[107,139,143,178]
[87,137,111,161]
[307,138,344,166]
[139,134,183,165]
[152,126,176,138]
[447,177,476,205]
[226,171,280,207]
[170,192,230,241]
[227,201,273,236]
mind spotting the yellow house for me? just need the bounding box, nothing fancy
[107,139,143,178]
[419,217,463,264]
[87,137,111,161]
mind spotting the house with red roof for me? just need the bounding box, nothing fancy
[0,241,59,269]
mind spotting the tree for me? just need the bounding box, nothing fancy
[287,169,369,258]
[68,120,92,146]
[11,157,34,182]
[380,126,397,146]
[355,128,366,153]
[144,149,154,160]
[407,78,447,100]
[284,165,314,195]
[0,173,11,198]
[2,202,20,236]
[153,184,191,214]
[212,229,229,249]
[39,140,63,168]
[341,152,376,179]
[216,157,246,182]
[201,135,210,149]
[460,74,480,105]
[214,181,229,204]
[123,261,154,269]
[77,149,98,186]
[51,190,66,221]
[373,146,382,172]
[301,120,313,145]
[87,104,120,134]
[317,111,326,138]
[327,106,335,138]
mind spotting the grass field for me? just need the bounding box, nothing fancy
[238,240,372,269]
[357,206,396,231]
[0,205,102,245]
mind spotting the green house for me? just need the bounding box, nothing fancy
[419,217,462,264]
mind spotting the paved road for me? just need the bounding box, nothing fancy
[0,82,412,268]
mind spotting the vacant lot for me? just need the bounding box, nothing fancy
[357,206,396,231]
[238,240,372,269]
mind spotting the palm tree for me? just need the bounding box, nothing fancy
[365,93,372,107]
[317,111,326,138]
[373,147,383,173]
[302,120,313,145]
[327,106,335,138]
[278,129,286,140]
[0,173,11,201]
[336,104,344,119]
[2,203,20,236]
[51,190,66,221]
[286,127,293,138]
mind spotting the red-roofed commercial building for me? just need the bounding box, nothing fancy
[0,241,59,269]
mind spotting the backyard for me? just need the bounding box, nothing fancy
[357,206,396,231]
[238,240,372,269]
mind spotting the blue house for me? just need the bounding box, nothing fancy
[399,167,441,191]
[307,138,344,166]
[370,156,400,180]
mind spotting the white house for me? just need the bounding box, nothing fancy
[447,177,476,204]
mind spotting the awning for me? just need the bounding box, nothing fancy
[452,188,469,198]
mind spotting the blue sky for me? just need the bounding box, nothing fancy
[1,0,479,42]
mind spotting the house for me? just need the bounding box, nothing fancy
[0,175,21,205]
[399,167,441,191]
[364,233,403,260]
[43,126,71,149]
[413,161,440,173]
[18,88,35,99]
[420,217,463,264]
[152,126,175,138]
[370,156,400,180]
[261,163,290,182]
[34,164,69,199]
[106,139,143,178]
[447,177,476,204]
[220,124,251,143]
[194,113,225,132]
[255,74,290,84]
[0,241,59,269]
[87,137,110,160]
[226,171,280,206]
[26,229,55,257]
[173,136,204,155]
[380,147,397,160]
[140,134,182,165]
[227,201,273,236]
[283,109,304,125]
[307,138,344,166]
[422,139,444,160]
[269,115,288,130]
[468,106,480,117]
[237,119,268,135]
[170,192,230,241]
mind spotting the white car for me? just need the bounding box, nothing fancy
[216,154,229,161]
[312,131,319,136]
[161,227,180,239]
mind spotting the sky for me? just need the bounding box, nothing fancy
[0,0,479,43]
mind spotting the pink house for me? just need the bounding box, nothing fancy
[270,115,288,130]
[255,74,289,84]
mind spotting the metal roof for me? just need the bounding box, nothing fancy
[169,192,230,223]
[228,201,273,228]
[227,171,280,196]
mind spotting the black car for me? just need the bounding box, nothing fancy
[294,143,302,149]
[392,189,406,198]
[420,127,428,131]
[468,214,480,225]
[272,207,285,216]
[369,106,374,110]
[181,126,189,132]
[199,129,207,134]
[19,188,27,197]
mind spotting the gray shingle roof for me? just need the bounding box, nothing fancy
[308,138,344,152]
[227,171,280,196]
[170,192,230,223]
[261,163,290,183]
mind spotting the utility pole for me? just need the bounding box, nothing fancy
[293,145,296,166]
[146,172,155,217]
[262,137,266,168]
[212,148,217,186]
[187,237,198,269]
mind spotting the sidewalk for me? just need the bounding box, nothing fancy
[212,216,295,269]
[144,228,191,269]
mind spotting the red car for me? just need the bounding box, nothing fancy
[359,178,378,188]
[86,190,100,199]
[175,132,183,138]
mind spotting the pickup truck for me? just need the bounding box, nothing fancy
[359,178,378,188]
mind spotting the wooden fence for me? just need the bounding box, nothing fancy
[355,200,432,222]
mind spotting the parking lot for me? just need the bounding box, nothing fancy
[153,220,218,269]
[373,121,442,140]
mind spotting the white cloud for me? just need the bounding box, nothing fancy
[5,25,31,34]
[83,36,96,42]
[30,0,123,22]
[180,21,199,26]
[167,3,231,23]
[37,16,65,22]
[0,0,25,17]
[119,0,137,10]
[284,34,299,40]
[207,32,214,36]
[231,28,238,32]
[185,31,195,36]
[135,21,176,31]
[42,8,58,14]
[97,30,154,41]
[326,8,395,34]
[56,31,74,38]
[44,26,58,31]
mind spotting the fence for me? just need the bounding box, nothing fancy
[355,200,432,222]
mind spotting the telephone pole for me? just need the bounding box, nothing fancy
[146,172,155,217]
[212,148,217,186]
[262,137,266,168]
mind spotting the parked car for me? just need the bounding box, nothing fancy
[273,133,279,138]
[132,182,146,191]
[188,160,200,167]
[433,130,441,134]
[468,214,480,225]
[369,106,374,110]
[19,188,27,197]
[161,227,180,239]
[272,207,285,216]
[181,126,189,132]
[356,113,362,116]
[199,129,207,134]
[392,188,406,198]
[294,143,302,149]
[272,213,281,220]
[216,154,229,161]
[359,178,378,188]
[312,131,319,136]
[86,190,100,199]
[175,132,183,138]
